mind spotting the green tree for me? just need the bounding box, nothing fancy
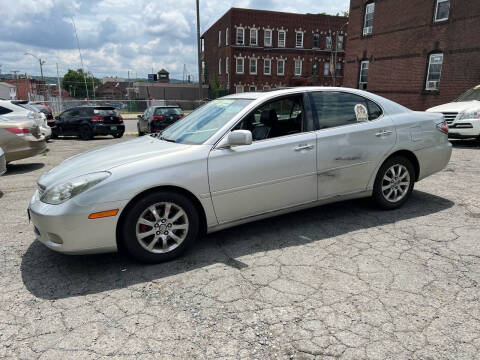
[61,69,100,99]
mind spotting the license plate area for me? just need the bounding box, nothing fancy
[111,126,117,131]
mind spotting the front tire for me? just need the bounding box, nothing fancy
[79,125,93,140]
[120,191,199,263]
[372,156,415,210]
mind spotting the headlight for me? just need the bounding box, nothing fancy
[41,172,111,205]
[457,107,480,121]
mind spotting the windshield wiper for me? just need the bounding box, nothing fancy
[159,135,176,143]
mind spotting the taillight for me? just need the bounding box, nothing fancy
[91,116,103,121]
[6,128,30,136]
[152,116,164,121]
[119,116,123,122]
[436,120,449,134]
[179,114,184,119]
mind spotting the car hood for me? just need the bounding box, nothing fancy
[38,136,192,188]
[427,101,480,113]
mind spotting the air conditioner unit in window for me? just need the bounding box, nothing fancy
[427,81,439,90]
[363,26,373,36]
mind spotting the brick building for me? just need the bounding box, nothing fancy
[201,8,348,93]
[344,0,480,110]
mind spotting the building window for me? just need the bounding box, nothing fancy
[218,30,222,47]
[337,35,344,50]
[426,53,443,90]
[313,33,320,48]
[226,27,229,45]
[236,85,244,93]
[264,29,272,46]
[249,85,257,92]
[278,30,286,47]
[226,57,229,74]
[218,58,222,75]
[324,61,330,76]
[294,59,302,76]
[296,31,304,48]
[236,27,245,45]
[236,57,244,74]
[363,3,375,36]
[326,35,332,49]
[249,58,257,74]
[335,62,343,77]
[263,85,271,90]
[250,28,258,46]
[359,60,369,89]
[277,59,285,75]
[264,58,271,75]
[434,0,450,22]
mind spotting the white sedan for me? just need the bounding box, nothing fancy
[29,87,452,263]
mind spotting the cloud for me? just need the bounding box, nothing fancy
[1,0,349,80]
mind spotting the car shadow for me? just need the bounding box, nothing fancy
[4,162,45,175]
[21,190,454,300]
[450,139,480,149]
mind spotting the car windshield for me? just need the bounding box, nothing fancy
[455,86,480,102]
[160,99,252,144]
[155,107,182,116]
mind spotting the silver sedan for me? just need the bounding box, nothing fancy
[29,87,452,263]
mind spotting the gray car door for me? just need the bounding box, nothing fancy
[208,94,317,224]
[310,91,396,198]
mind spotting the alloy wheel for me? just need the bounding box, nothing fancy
[135,202,189,254]
[381,164,410,203]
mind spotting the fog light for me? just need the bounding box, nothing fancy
[48,233,63,244]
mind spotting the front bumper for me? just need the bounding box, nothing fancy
[448,119,480,139]
[92,123,125,136]
[28,190,127,255]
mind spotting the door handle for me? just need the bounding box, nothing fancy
[294,144,314,151]
[375,130,393,137]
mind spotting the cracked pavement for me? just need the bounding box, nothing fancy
[0,137,479,359]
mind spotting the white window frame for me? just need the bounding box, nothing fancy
[226,57,229,74]
[249,85,257,92]
[264,29,272,47]
[225,27,229,45]
[278,30,286,47]
[218,58,222,75]
[434,0,450,22]
[218,30,222,47]
[236,27,245,45]
[324,61,330,76]
[295,31,304,48]
[263,85,271,90]
[363,3,375,35]
[236,57,244,74]
[264,58,271,75]
[359,60,369,89]
[277,59,285,75]
[236,85,244,93]
[337,35,344,50]
[426,53,444,91]
[313,32,320,48]
[326,35,332,49]
[249,58,257,75]
[250,28,258,46]
[294,59,302,76]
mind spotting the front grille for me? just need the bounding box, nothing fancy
[37,183,46,197]
[442,112,458,125]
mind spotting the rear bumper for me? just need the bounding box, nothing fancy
[5,137,47,162]
[415,141,452,181]
[92,123,125,135]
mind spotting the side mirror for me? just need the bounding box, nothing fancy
[217,130,252,149]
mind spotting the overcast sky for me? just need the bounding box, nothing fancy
[1,0,349,80]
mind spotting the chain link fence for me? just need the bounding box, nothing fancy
[40,99,208,116]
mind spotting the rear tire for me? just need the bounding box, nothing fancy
[79,125,93,140]
[120,191,199,263]
[372,156,415,210]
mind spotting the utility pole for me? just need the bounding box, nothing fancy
[24,53,46,97]
[71,17,89,100]
[196,0,202,102]
[56,63,63,110]
[11,71,19,100]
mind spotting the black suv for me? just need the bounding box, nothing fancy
[53,106,125,140]
[137,105,184,135]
